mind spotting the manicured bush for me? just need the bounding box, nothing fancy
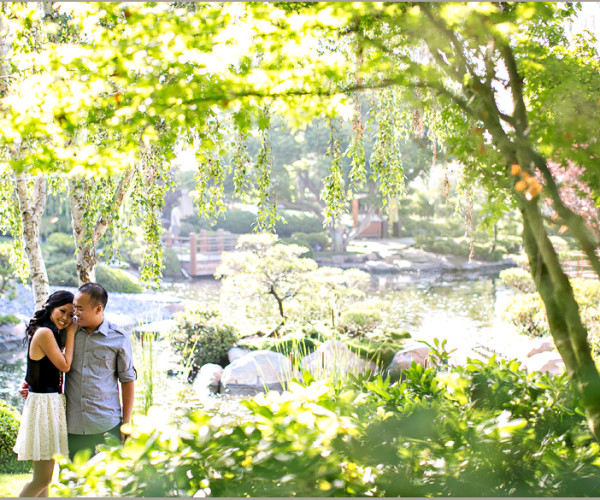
[47,260,78,287]
[170,307,239,372]
[96,266,143,293]
[338,300,386,337]
[499,267,536,293]
[40,216,72,239]
[346,330,411,368]
[47,261,142,293]
[0,400,30,474]
[44,232,76,255]
[274,210,323,237]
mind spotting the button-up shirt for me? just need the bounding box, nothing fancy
[64,319,137,435]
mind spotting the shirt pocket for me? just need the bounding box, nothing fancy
[91,349,115,373]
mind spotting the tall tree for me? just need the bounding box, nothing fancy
[328,1,600,440]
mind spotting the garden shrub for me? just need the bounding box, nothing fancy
[0,242,17,298]
[499,267,536,293]
[338,300,386,337]
[162,248,182,276]
[401,218,442,237]
[47,261,142,293]
[47,260,78,287]
[44,232,76,255]
[414,235,466,256]
[274,210,323,237]
[0,314,20,326]
[503,292,549,337]
[0,400,30,474]
[55,353,600,497]
[96,265,143,293]
[503,278,600,351]
[294,231,330,251]
[170,307,238,372]
[40,216,72,239]
[129,246,181,276]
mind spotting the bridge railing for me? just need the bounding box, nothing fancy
[562,250,599,279]
[164,229,240,275]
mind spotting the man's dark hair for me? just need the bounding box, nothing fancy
[78,282,108,308]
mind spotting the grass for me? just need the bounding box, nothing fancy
[0,473,31,497]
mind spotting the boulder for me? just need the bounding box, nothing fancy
[0,321,26,352]
[220,350,292,396]
[193,363,224,394]
[300,339,376,379]
[228,346,251,363]
[526,339,555,358]
[387,342,431,378]
[522,351,565,375]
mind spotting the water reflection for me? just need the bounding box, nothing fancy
[0,348,26,410]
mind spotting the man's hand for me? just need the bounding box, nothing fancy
[19,382,29,400]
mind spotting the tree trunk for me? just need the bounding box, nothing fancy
[69,165,137,285]
[15,174,49,310]
[269,284,285,319]
[520,200,600,442]
[330,221,345,253]
[69,182,97,285]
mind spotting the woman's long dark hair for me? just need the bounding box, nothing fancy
[24,290,74,347]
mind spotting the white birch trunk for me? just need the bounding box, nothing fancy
[15,174,49,311]
[70,165,138,286]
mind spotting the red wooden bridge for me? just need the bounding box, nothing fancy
[164,229,240,277]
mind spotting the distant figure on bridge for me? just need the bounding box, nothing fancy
[169,205,182,244]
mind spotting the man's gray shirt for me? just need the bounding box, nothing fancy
[65,320,137,435]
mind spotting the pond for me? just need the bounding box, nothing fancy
[0,271,525,419]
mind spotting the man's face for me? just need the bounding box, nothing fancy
[73,292,102,328]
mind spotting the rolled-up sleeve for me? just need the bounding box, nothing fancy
[117,334,137,383]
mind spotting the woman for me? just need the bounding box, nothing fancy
[13,291,77,498]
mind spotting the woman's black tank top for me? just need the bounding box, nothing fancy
[25,333,61,393]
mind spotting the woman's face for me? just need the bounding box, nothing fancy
[50,303,75,330]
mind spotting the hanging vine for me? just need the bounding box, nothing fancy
[322,119,346,224]
[370,87,406,204]
[231,111,251,203]
[129,145,174,287]
[194,113,228,224]
[0,166,27,280]
[346,42,366,188]
[254,105,279,231]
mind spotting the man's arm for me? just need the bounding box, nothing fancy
[121,380,135,425]
[119,380,135,444]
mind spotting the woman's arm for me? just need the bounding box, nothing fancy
[30,326,76,373]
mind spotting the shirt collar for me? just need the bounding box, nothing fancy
[78,318,109,336]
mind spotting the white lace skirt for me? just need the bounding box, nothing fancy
[13,392,69,461]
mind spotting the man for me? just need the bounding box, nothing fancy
[20,283,136,461]
[66,282,136,459]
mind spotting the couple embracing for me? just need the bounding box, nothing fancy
[13,283,137,497]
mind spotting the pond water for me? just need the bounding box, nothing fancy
[0,271,527,418]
